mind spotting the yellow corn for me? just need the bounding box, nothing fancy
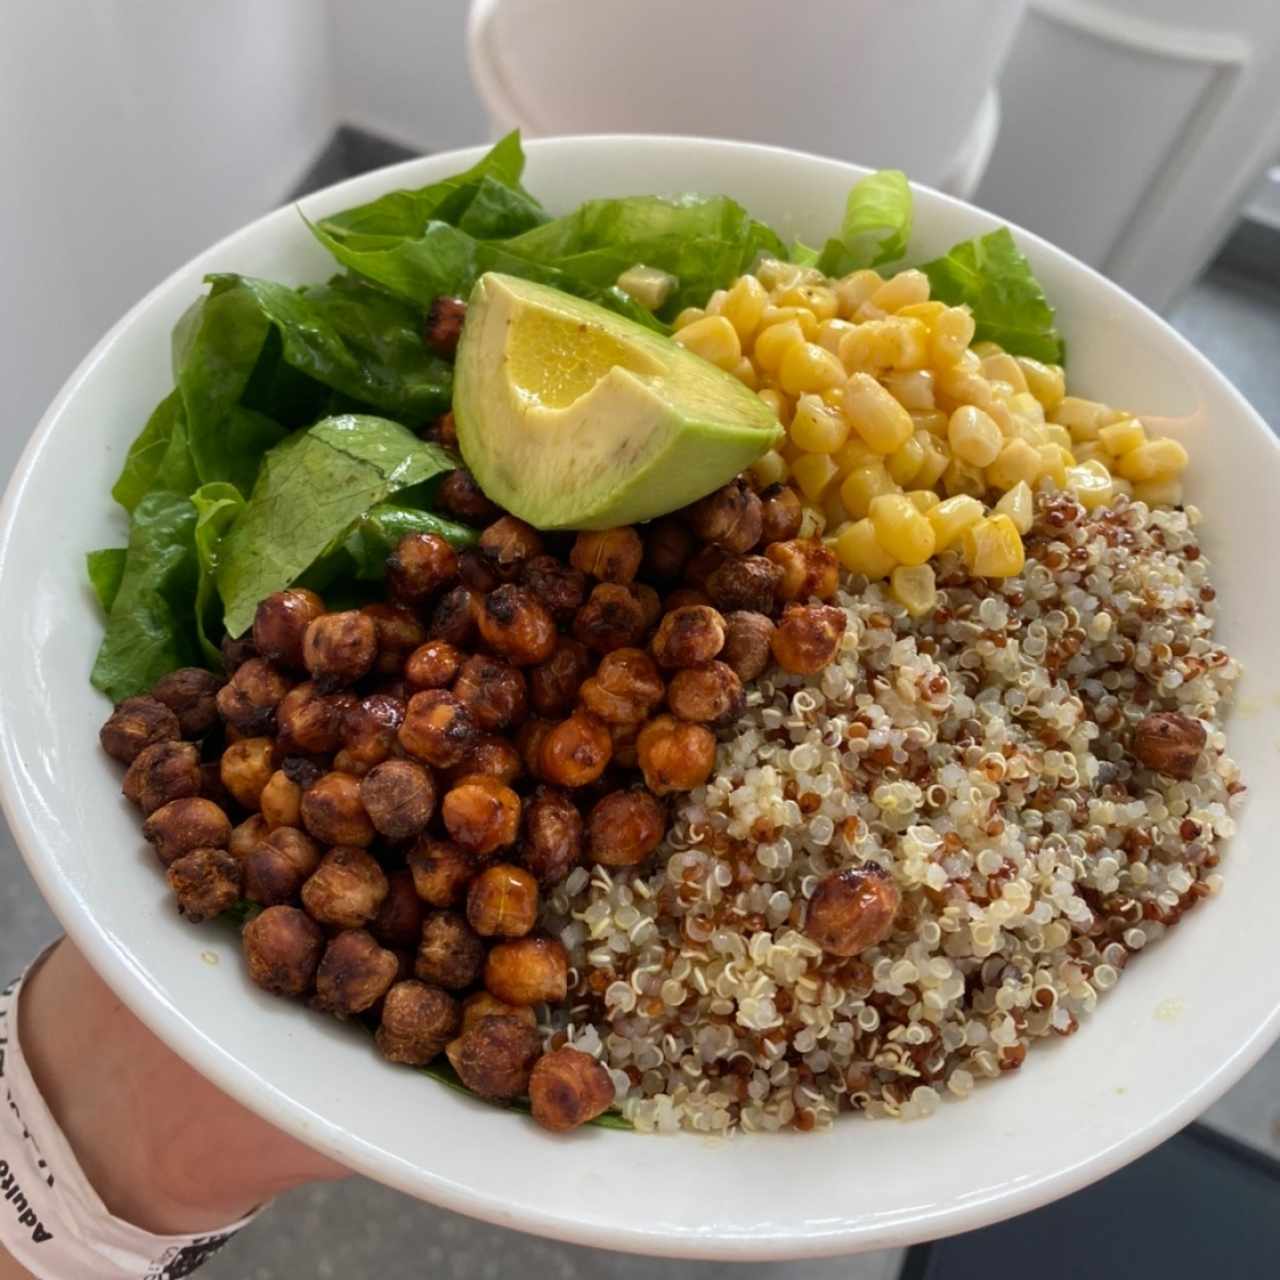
[980,352,1029,393]
[673,306,706,330]
[1111,476,1134,500]
[779,341,846,396]
[777,284,837,322]
[870,493,936,565]
[724,275,768,342]
[839,462,899,519]
[910,408,950,438]
[760,305,820,341]
[843,373,914,453]
[930,306,977,366]
[1050,396,1109,442]
[1098,417,1146,456]
[890,563,938,617]
[816,318,857,355]
[1038,443,1074,488]
[913,433,951,489]
[753,319,807,375]
[1007,390,1046,426]
[789,394,850,453]
[1071,441,1111,467]
[972,341,1003,359]
[906,488,941,513]
[963,515,1026,577]
[832,435,879,475]
[1042,423,1073,450]
[617,265,677,311]
[928,494,985,550]
[833,518,897,579]
[792,452,840,503]
[936,364,996,414]
[886,435,926,486]
[1017,358,1065,412]
[673,315,741,370]
[729,356,758,389]
[1113,437,1189,483]
[834,269,883,318]
[750,449,789,487]
[757,387,791,425]
[884,369,935,412]
[994,480,1034,533]
[948,405,1004,467]
[837,318,926,375]
[870,269,930,314]
[986,438,1043,491]
[890,318,930,370]
[757,257,806,292]
[704,289,728,315]
[897,300,946,326]
[1133,476,1183,506]
[1067,459,1115,510]
[943,457,986,498]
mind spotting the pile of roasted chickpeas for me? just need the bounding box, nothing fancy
[98,452,850,1131]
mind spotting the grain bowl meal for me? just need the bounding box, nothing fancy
[88,137,1242,1135]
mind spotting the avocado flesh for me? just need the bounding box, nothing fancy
[453,273,783,530]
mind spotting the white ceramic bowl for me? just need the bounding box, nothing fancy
[2,137,1278,1260]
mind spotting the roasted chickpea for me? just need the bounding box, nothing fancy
[663,588,711,612]
[386,532,459,605]
[484,935,568,1006]
[442,775,521,855]
[428,585,478,648]
[1132,711,1207,780]
[423,407,459,449]
[642,517,694,581]
[252,588,325,670]
[586,788,666,868]
[479,516,544,581]
[405,639,463,691]
[577,648,665,725]
[280,755,324,790]
[361,602,427,675]
[666,661,744,725]
[529,639,592,718]
[166,847,242,923]
[260,769,303,828]
[516,718,554,780]
[765,539,839,601]
[407,836,481,908]
[572,583,647,654]
[757,483,803,546]
[804,866,900,956]
[457,546,501,593]
[360,759,436,840]
[220,737,275,810]
[519,786,583,887]
[302,846,389,928]
[228,812,270,863]
[466,863,539,938]
[314,929,399,1017]
[424,295,467,355]
[416,910,486,990]
[243,826,321,906]
[371,870,425,950]
[705,554,783,614]
[276,682,346,755]
[100,696,179,763]
[453,654,528,732]
[629,583,662,633]
[216,657,290,736]
[650,605,726,669]
[460,991,537,1034]
[770,603,848,675]
[150,667,223,738]
[721,610,775,683]
[300,772,375,847]
[682,543,729,592]
[303,610,378,687]
[399,689,478,768]
[538,712,613,788]
[200,760,235,809]
[686,478,763,553]
[569,527,643,584]
[438,468,500,524]
[636,715,717,794]
[123,740,201,815]
[333,692,404,776]
[609,721,641,769]
[518,555,587,624]
[476,585,557,666]
[376,980,459,1065]
[243,905,324,997]
[446,1015,541,1101]
[529,1047,616,1132]
[449,735,523,787]
[220,632,258,675]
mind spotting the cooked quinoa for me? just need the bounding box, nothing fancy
[544,491,1243,1134]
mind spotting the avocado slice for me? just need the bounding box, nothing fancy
[453,273,783,530]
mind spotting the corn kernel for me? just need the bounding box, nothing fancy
[1038,443,1074,488]
[972,341,1003,359]
[943,457,986,498]
[1111,476,1134,500]
[757,257,805,292]
[936,365,995,413]
[750,449,789,487]
[1133,477,1183,506]
[792,452,840,503]
[757,387,791,426]
[1067,459,1115,510]
[1113,436,1189,483]
[986,438,1042,491]
[884,369,935,412]
[724,275,768,343]
[779,341,846,396]
[816,318,857,355]
[674,306,706,330]
[1071,441,1111,467]
[928,495,985,550]
[729,355,758,389]
[753,319,807,375]
[779,284,838,322]
[890,563,938,617]
[906,488,941,513]
[833,518,896,578]
[821,487,849,532]
[1042,423,1073,450]
[963,515,1025,577]
[870,494,936,566]
[789,394,850,453]
[843,372,914,453]
[704,289,728,315]
[1099,417,1146,456]
[870,269,930,314]
[994,480,1034,534]
[980,352,1029,393]
[1017,358,1065,412]
[897,300,946,326]
[1050,396,1108,441]
[616,264,677,311]
[931,306,976,366]
[673,315,741,370]
[839,462,899,519]
[886,435,926,486]
[1007,390,1046,426]
[759,305,819,341]
[947,405,1003,467]
[832,435,879,475]
[910,408,949,438]
[913,433,951,489]
[834,270,883,318]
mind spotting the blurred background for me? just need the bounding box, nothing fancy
[2,2,1278,1276]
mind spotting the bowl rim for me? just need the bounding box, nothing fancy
[2,133,1278,1260]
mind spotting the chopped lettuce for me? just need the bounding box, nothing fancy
[191,482,247,667]
[86,548,128,615]
[816,169,913,278]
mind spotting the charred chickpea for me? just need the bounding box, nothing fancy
[243,826,322,906]
[539,712,613,788]
[405,639,464,691]
[572,583,648,654]
[361,603,427,675]
[442,775,521,855]
[629,583,662,632]
[458,546,501,593]
[683,543,729,593]
[360,759,437,840]
[252,588,325,670]
[529,1047,616,1132]
[449,735,523,787]
[569,527,643,584]
[166,848,242,923]
[220,632,258,675]
[416,910,486,990]
[277,682,346,755]
[243,905,324,997]
[228,813,270,863]
[804,866,900,956]
[423,408,458,449]
[371,871,426,950]
[220,737,275,810]
[100,696,179,764]
[300,771,376,847]
[216,658,290,736]
[200,761,234,809]
[476,585,557,666]
[446,1015,541,1101]
[516,719,554,780]
[664,588,710,612]
[587,788,666,867]
[479,516,544,581]
[376,980,459,1065]
[303,610,378,687]
[636,715,717,795]
[705,554,783,614]
[314,929,399,1017]
[609,720,641,770]
[666,660,744,726]
[438,468,500,524]
[260,769,303,829]
[577,648,665,725]
[529,639,592,718]
[424,295,467,356]
[461,991,536,1033]
[642,517,695,582]
[721,610,776,683]
[301,846,389,928]
[399,689,478,769]
[386,532,459,606]
[765,539,839,602]
[1132,711,1206,780]
[333,693,404,776]
[428,585,479,648]
[770,603,848,675]
[520,786,583,887]
[122,740,201,815]
[757,483,804,546]
[407,836,481,909]
[518,555,587,625]
[686,479,763,553]
[484,935,568,1006]
[281,755,324,790]
[467,863,539,938]
[150,667,223,738]
[650,605,727,669]
[453,654,528,732]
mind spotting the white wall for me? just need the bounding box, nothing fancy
[0,0,335,483]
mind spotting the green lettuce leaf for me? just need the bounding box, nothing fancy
[86,548,128,614]
[111,391,200,513]
[921,227,1064,364]
[191,482,247,666]
[218,415,455,637]
[816,169,913,278]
